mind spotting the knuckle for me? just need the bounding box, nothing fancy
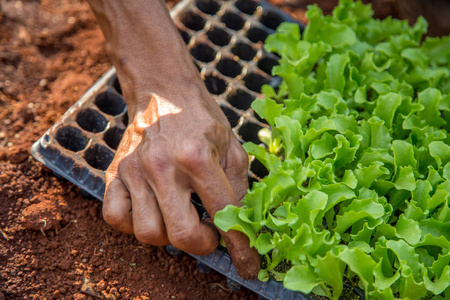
[134,225,167,245]
[148,154,171,175]
[117,156,134,176]
[117,156,152,186]
[227,145,249,176]
[235,147,249,170]
[102,205,131,234]
[235,184,248,203]
[176,140,210,171]
[168,223,198,249]
[140,143,172,175]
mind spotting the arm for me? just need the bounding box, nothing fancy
[86,0,259,279]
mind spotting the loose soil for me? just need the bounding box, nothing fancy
[0,1,448,299]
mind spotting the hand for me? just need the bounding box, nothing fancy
[103,84,259,278]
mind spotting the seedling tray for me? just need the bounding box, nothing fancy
[30,0,352,299]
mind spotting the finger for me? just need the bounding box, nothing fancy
[128,181,169,246]
[117,156,170,246]
[138,141,221,255]
[148,170,220,255]
[103,178,134,234]
[189,160,260,280]
[160,186,220,255]
[223,139,249,204]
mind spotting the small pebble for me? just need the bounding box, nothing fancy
[89,206,97,218]
[39,79,47,87]
[168,265,176,276]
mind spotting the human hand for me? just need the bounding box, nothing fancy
[102,84,259,279]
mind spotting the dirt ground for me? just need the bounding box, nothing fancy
[0,0,448,299]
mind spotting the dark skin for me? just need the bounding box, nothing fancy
[86,0,260,279]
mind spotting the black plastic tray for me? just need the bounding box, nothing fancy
[30,0,317,299]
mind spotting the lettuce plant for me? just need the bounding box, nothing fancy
[215,0,450,299]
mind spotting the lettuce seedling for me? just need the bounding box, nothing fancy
[215,0,450,298]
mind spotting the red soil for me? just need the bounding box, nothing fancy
[0,0,447,299]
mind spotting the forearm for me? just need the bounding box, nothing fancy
[86,0,203,116]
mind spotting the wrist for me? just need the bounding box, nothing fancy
[87,0,206,110]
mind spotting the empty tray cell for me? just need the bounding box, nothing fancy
[217,58,242,78]
[191,43,216,62]
[195,0,220,15]
[55,126,89,152]
[235,0,258,15]
[180,11,206,31]
[84,144,114,171]
[76,108,108,133]
[220,11,245,31]
[112,77,122,95]
[220,105,240,128]
[257,56,279,75]
[239,122,262,144]
[179,29,191,44]
[250,158,269,179]
[243,73,269,93]
[104,126,125,150]
[95,90,126,116]
[260,10,284,30]
[204,74,226,95]
[206,27,231,46]
[227,89,255,110]
[231,42,256,61]
[246,26,269,43]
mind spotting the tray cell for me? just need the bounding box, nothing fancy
[235,0,258,15]
[204,74,227,95]
[181,11,206,31]
[221,11,245,31]
[257,56,278,75]
[55,126,90,152]
[95,90,126,116]
[84,144,114,171]
[76,108,108,133]
[195,0,220,15]
[243,72,269,93]
[231,42,256,61]
[238,122,262,144]
[260,10,284,30]
[191,43,217,62]
[220,105,240,128]
[217,58,242,78]
[104,126,125,150]
[227,89,254,110]
[206,27,231,47]
[246,26,269,43]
